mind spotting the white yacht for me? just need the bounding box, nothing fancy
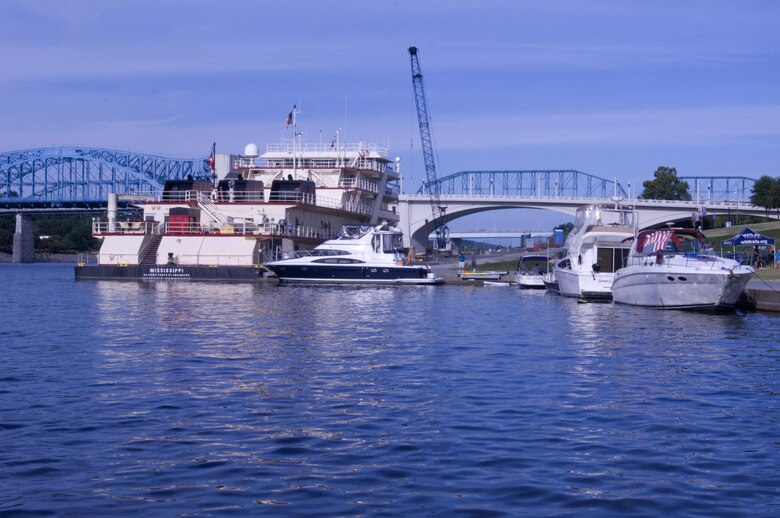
[554,205,635,300]
[612,227,753,310]
[266,223,442,284]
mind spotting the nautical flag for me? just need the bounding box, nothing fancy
[207,142,216,171]
[283,105,296,128]
[645,230,672,254]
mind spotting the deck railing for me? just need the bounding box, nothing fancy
[91,219,336,240]
[155,190,372,215]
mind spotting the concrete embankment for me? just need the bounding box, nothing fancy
[742,278,780,313]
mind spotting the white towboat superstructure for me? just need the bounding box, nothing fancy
[554,205,635,300]
[76,132,404,281]
[266,223,442,284]
[612,227,753,310]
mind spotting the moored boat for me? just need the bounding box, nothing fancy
[516,254,548,289]
[75,126,403,281]
[553,204,635,300]
[265,223,441,285]
[459,270,508,282]
[612,227,754,310]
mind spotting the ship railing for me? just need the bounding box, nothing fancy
[157,189,370,215]
[77,253,99,265]
[162,221,331,240]
[92,219,158,235]
[265,142,388,157]
[339,177,379,193]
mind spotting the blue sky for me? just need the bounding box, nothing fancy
[2,0,779,229]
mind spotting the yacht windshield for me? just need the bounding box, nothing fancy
[338,225,373,239]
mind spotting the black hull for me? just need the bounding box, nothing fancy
[74,264,266,282]
[266,263,441,285]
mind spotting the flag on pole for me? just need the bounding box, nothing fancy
[644,230,672,254]
[207,142,216,171]
[283,105,296,128]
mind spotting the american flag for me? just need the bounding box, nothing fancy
[644,230,672,254]
[207,142,215,171]
[283,105,296,128]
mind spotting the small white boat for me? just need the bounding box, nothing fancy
[459,270,508,282]
[516,254,548,289]
[612,227,754,310]
[483,280,513,287]
[266,223,442,285]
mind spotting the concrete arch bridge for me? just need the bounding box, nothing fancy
[399,170,764,250]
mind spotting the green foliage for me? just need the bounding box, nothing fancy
[639,166,692,201]
[0,213,99,254]
[0,216,13,253]
[554,222,574,233]
[750,175,780,209]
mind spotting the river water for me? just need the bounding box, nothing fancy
[1,263,779,516]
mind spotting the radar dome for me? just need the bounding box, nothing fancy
[244,143,259,157]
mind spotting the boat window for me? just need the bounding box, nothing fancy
[381,233,403,253]
[596,247,630,272]
[312,258,364,264]
[309,249,349,256]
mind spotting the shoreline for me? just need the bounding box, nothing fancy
[4,252,780,313]
[0,252,82,263]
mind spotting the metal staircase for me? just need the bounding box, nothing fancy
[196,191,232,225]
[139,234,162,265]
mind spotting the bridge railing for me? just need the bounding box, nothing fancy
[400,193,757,209]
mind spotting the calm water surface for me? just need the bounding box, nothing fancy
[1,263,779,516]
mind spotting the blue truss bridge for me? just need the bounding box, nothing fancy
[418,170,756,202]
[1,146,210,211]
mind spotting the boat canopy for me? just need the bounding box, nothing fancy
[634,228,711,256]
[722,226,775,246]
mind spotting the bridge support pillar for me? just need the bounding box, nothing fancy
[13,213,35,263]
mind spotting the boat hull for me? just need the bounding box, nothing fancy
[554,267,615,299]
[612,267,752,310]
[74,264,266,282]
[266,263,442,285]
[517,274,545,289]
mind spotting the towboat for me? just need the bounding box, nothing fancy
[265,223,442,285]
[612,227,754,310]
[75,131,404,281]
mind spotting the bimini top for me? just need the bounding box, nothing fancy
[632,228,713,256]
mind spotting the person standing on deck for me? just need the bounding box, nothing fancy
[458,252,466,272]
[471,254,477,272]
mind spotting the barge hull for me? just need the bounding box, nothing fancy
[74,265,266,282]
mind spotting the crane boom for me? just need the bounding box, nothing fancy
[408,46,449,252]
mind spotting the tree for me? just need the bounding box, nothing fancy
[554,222,574,233]
[750,175,780,209]
[639,166,692,201]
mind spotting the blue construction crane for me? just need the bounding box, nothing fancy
[408,46,450,254]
